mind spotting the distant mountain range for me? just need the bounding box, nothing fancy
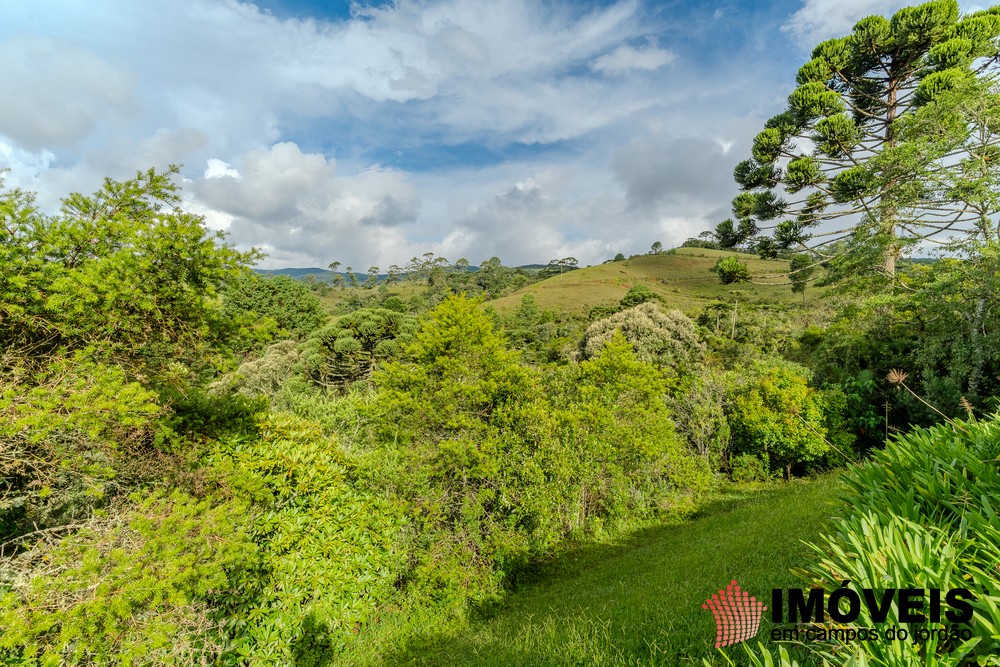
[254,263,551,282]
[253,267,340,280]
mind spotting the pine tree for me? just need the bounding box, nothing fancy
[726,1,1000,280]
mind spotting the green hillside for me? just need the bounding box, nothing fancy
[487,248,808,316]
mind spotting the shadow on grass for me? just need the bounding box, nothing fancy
[371,476,839,666]
[496,491,766,594]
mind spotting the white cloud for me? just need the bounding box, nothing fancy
[190,142,421,268]
[274,0,646,106]
[612,134,734,213]
[0,0,654,154]
[781,0,919,47]
[0,37,135,151]
[0,0,796,268]
[593,43,677,74]
[204,158,240,180]
[135,128,209,170]
[0,138,56,184]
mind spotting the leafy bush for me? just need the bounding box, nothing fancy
[210,340,302,399]
[729,453,771,484]
[725,359,832,478]
[369,296,540,602]
[210,413,404,664]
[157,385,265,445]
[300,307,417,389]
[619,283,659,309]
[0,491,247,665]
[381,295,409,313]
[0,351,163,542]
[368,297,711,610]
[714,256,751,284]
[221,272,328,351]
[667,373,730,464]
[581,303,705,374]
[553,334,713,526]
[0,167,255,380]
[502,294,568,363]
[788,417,1000,666]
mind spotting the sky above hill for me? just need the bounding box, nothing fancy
[0,0,986,268]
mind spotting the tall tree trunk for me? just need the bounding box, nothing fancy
[884,244,897,278]
[882,73,900,279]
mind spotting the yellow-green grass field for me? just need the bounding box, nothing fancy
[488,249,811,316]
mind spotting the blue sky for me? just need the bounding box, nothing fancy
[0,0,966,268]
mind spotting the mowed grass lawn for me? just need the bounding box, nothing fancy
[387,475,840,666]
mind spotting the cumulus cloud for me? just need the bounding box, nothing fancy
[135,128,209,170]
[609,133,740,245]
[0,138,56,185]
[0,37,135,151]
[613,134,735,212]
[204,158,240,180]
[592,43,677,74]
[2,0,655,152]
[315,0,642,98]
[190,142,420,268]
[438,150,732,267]
[447,178,624,265]
[0,0,800,268]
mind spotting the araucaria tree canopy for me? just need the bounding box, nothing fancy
[718,0,1000,279]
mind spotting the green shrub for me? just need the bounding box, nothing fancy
[370,295,541,603]
[725,358,831,478]
[300,307,417,389]
[209,413,404,664]
[368,298,711,611]
[210,339,302,399]
[381,295,409,313]
[619,283,659,309]
[667,372,731,465]
[714,256,751,284]
[556,334,713,525]
[0,352,163,542]
[221,272,327,349]
[0,491,247,665]
[729,453,771,484]
[581,302,706,374]
[0,167,255,381]
[156,386,265,446]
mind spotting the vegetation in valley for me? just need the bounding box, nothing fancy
[2,2,1000,666]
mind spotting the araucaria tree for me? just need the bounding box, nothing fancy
[722,1,1000,279]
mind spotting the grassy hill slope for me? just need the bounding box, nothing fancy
[488,248,808,316]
